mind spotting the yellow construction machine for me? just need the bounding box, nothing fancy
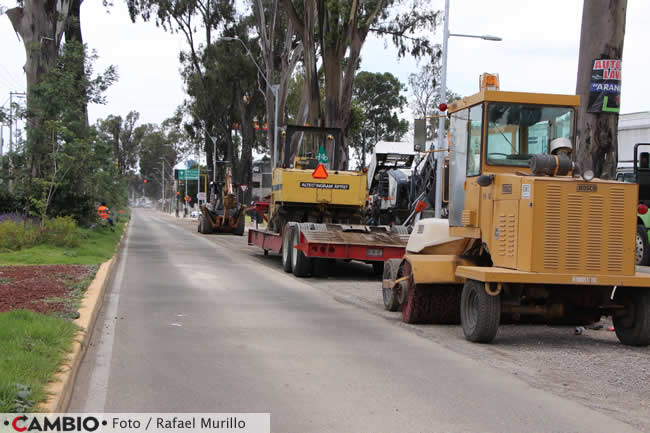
[198,166,246,236]
[383,76,650,346]
[248,125,409,277]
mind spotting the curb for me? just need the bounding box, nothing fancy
[39,222,130,413]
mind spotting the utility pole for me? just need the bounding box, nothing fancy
[575,0,627,179]
[161,159,165,212]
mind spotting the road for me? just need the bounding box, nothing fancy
[70,209,644,433]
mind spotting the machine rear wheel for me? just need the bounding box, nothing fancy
[635,225,649,266]
[613,287,650,346]
[460,279,500,343]
[233,213,245,236]
[282,224,295,273]
[291,227,312,277]
[382,259,401,311]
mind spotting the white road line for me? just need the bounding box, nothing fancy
[80,219,132,412]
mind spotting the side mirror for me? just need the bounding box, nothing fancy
[477,174,494,187]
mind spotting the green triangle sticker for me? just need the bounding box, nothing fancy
[316,145,330,163]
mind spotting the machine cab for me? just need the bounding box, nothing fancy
[446,88,580,229]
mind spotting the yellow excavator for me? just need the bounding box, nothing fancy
[383,75,650,346]
[198,166,246,236]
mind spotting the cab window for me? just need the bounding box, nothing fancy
[486,103,575,167]
[466,105,483,176]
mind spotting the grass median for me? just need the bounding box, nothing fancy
[0,215,128,412]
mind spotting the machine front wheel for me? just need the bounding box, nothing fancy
[460,279,500,343]
[382,259,401,311]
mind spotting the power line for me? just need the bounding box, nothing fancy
[0,75,16,90]
[0,65,24,89]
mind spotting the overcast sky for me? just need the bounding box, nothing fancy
[1,0,648,133]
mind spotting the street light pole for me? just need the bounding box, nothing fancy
[434,0,502,218]
[161,159,165,211]
[221,37,279,169]
[435,0,450,219]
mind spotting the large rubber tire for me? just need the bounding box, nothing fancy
[233,213,245,236]
[382,259,401,311]
[460,279,500,343]
[613,287,650,346]
[199,215,212,234]
[635,224,650,266]
[291,227,312,278]
[282,224,295,273]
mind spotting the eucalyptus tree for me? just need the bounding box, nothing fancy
[282,0,440,168]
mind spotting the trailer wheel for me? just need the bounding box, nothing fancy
[282,224,295,273]
[636,225,650,266]
[291,227,312,277]
[382,259,401,311]
[461,279,500,343]
[613,287,650,346]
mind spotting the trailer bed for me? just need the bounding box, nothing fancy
[248,223,408,262]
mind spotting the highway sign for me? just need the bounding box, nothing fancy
[176,169,199,180]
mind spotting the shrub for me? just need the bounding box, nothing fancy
[0,221,37,251]
[42,217,80,248]
[0,217,80,251]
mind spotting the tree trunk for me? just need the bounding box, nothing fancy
[303,1,321,128]
[575,0,627,179]
[64,0,88,128]
[7,0,71,218]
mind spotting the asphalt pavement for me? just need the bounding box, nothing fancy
[69,209,643,433]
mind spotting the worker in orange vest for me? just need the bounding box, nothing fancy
[97,201,114,226]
